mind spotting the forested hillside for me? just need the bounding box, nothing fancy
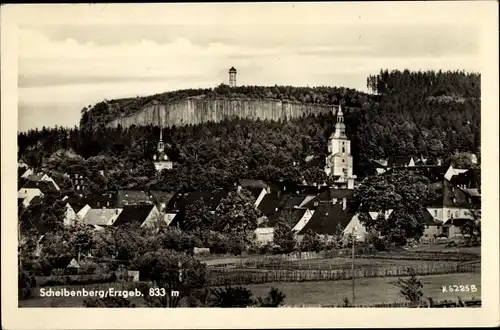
[19,70,480,194]
[80,85,373,129]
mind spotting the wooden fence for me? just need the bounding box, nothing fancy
[207,263,479,286]
[204,250,479,268]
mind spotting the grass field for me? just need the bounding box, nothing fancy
[247,272,481,306]
[20,272,480,308]
[282,257,458,270]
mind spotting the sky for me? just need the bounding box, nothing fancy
[16,4,483,132]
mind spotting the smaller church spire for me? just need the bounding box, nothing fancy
[337,103,343,123]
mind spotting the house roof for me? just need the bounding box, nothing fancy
[18,167,28,178]
[257,192,282,217]
[329,188,355,200]
[444,218,472,227]
[422,209,441,225]
[244,187,265,200]
[229,66,237,72]
[238,179,269,189]
[171,189,230,212]
[18,177,29,190]
[21,180,58,193]
[387,155,413,168]
[84,192,118,208]
[267,207,308,227]
[298,202,355,235]
[69,202,88,214]
[26,174,44,182]
[450,169,480,189]
[116,190,152,207]
[112,204,155,227]
[149,190,176,206]
[83,208,122,226]
[281,195,309,209]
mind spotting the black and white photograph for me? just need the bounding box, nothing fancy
[1,2,499,329]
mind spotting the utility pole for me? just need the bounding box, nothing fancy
[351,226,357,306]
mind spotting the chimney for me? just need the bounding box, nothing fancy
[342,198,347,210]
[332,198,338,204]
[115,209,119,215]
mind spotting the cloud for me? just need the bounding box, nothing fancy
[17,23,481,131]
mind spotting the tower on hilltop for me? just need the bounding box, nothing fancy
[229,67,237,87]
[324,103,356,189]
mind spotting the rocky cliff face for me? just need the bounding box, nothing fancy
[107,97,335,128]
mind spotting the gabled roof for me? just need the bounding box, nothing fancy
[387,155,413,168]
[112,204,156,227]
[444,218,472,227]
[450,169,480,189]
[21,180,58,193]
[422,209,441,225]
[329,188,355,200]
[298,202,355,235]
[149,190,176,206]
[116,190,152,207]
[238,179,270,189]
[171,190,230,212]
[83,208,122,226]
[27,174,44,182]
[267,207,308,227]
[69,202,88,214]
[18,177,29,190]
[257,192,282,217]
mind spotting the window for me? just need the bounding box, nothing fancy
[342,147,345,153]
[342,159,345,163]
[455,211,459,217]
[447,210,450,217]
[434,210,437,217]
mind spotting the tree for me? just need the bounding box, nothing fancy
[300,230,324,252]
[273,220,296,254]
[18,268,37,300]
[394,267,424,306]
[461,210,481,246]
[133,249,207,307]
[213,190,262,241]
[254,287,286,307]
[447,152,474,168]
[208,286,254,307]
[355,171,431,246]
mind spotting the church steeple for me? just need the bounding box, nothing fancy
[333,104,347,139]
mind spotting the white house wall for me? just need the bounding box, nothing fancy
[343,213,368,242]
[254,188,267,208]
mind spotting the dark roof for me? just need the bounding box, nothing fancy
[20,180,58,193]
[387,155,413,168]
[238,179,269,189]
[82,191,118,208]
[422,209,441,225]
[116,190,152,207]
[444,218,472,227]
[305,157,325,167]
[450,169,480,189]
[406,165,449,183]
[18,167,28,178]
[296,184,329,195]
[69,202,87,214]
[149,190,176,206]
[229,66,237,72]
[329,188,355,200]
[170,190,230,212]
[257,192,282,217]
[245,187,265,200]
[281,195,308,209]
[112,204,156,227]
[18,177,29,190]
[298,202,355,235]
[267,208,308,227]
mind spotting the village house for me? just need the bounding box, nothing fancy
[82,207,123,229]
[111,204,162,228]
[115,190,153,207]
[18,180,59,207]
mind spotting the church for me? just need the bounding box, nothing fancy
[324,104,356,189]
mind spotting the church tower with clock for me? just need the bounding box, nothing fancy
[324,103,356,189]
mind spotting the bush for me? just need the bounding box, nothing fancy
[394,267,424,305]
[255,287,286,307]
[19,269,37,300]
[208,286,254,307]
